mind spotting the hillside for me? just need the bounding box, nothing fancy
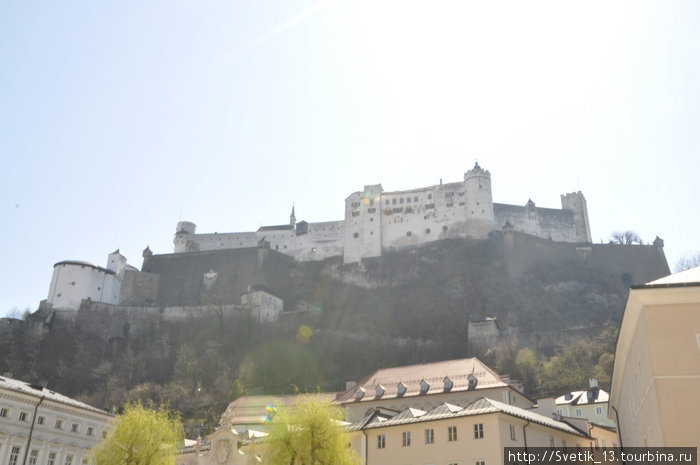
[0,233,668,423]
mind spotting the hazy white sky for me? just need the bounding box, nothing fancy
[1,1,698,316]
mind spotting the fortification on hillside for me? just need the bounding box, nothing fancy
[174,163,592,263]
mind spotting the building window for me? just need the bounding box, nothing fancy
[442,225,448,232]
[392,199,397,205]
[407,197,411,203]
[71,423,79,432]
[414,196,419,202]
[556,408,563,416]
[400,198,404,204]
[575,408,582,417]
[48,452,57,465]
[19,411,29,422]
[475,461,485,465]
[561,439,567,448]
[385,200,390,205]
[353,233,359,238]
[9,447,21,465]
[428,194,432,199]
[448,426,457,441]
[596,406,603,415]
[425,228,431,234]
[510,424,516,440]
[406,231,412,237]
[87,426,94,436]
[549,436,555,448]
[0,407,9,417]
[37,416,45,425]
[64,455,73,465]
[402,431,411,446]
[474,423,483,439]
[425,428,434,444]
[28,450,39,465]
[55,419,63,429]
[377,434,385,449]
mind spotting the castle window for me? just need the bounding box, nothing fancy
[407,197,411,203]
[447,202,454,207]
[405,206,413,213]
[385,200,390,205]
[37,416,45,425]
[368,208,376,214]
[445,192,454,198]
[425,228,431,234]
[443,226,448,232]
[71,423,79,433]
[426,203,435,209]
[353,233,359,238]
[393,208,402,213]
[352,211,360,217]
[369,199,374,206]
[414,196,418,202]
[474,423,484,439]
[87,426,94,436]
[377,434,385,448]
[428,194,432,199]
[402,431,411,446]
[400,198,404,204]
[0,407,9,417]
[392,199,397,205]
[459,202,465,206]
[406,231,412,237]
[425,428,434,444]
[19,411,28,422]
[55,419,63,429]
[384,209,392,215]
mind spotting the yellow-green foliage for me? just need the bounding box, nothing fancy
[91,403,183,465]
[264,396,359,465]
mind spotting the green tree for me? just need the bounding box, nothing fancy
[91,403,183,465]
[263,396,359,465]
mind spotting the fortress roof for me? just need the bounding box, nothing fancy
[53,260,115,275]
[257,224,293,232]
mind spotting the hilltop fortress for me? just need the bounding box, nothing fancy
[37,162,670,330]
[174,163,591,263]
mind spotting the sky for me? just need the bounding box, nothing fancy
[1,1,698,317]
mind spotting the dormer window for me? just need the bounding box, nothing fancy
[419,379,430,394]
[356,387,365,400]
[443,377,453,391]
[467,374,478,389]
[397,382,407,396]
[375,385,385,397]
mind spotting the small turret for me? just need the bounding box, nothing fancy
[290,205,296,228]
[106,249,127,274]
[463,161,495,238]
[174,221,196,253]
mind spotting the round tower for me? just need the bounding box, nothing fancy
[174,221,196,253]
[463,162,495,238]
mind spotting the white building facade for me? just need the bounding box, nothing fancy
[0,376,112,465]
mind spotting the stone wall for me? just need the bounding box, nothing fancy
[503,231,670,284]
[138,247,292,306]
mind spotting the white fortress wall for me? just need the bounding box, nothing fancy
[47,262,120,310]
[187,231,259,252]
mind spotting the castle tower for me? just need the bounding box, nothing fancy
[343,184,383,263]
[290,205,296,228]
[174,221,196,253]
[106,249,128,275]
[463,162,495,238]
[560,192,592,243]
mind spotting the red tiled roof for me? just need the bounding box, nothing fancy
[336,358,508,404]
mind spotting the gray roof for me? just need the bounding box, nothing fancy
[0,375,111,416]
[349,397,587,438]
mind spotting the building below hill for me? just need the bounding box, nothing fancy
[0,375,112,465]
[173,163,592,264]
[609,266,700,447]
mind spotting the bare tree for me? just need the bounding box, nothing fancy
[675,252,700,272]
[609,230,643,245]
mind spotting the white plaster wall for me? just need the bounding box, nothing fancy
[47,264,119,310]
[494,205,578,241]
[241,290,284,322]
[189,232,258,252]
[0,389,111,465]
